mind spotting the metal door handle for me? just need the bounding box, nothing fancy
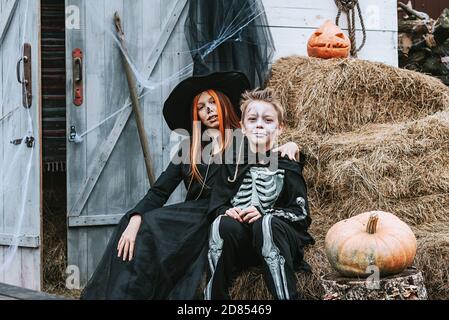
[17,43,32,108]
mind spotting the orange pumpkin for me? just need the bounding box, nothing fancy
[325,211,417,277]
[307,20,351,59]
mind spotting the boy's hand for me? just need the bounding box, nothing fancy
[225,207,244,223]
[240,206,262,224]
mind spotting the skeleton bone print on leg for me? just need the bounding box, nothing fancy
[261,214,290,299]
[231,167,285,214]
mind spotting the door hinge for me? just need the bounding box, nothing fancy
[68,125,82,143]
[10,136,35,148]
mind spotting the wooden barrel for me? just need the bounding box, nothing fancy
[321,268,428,300]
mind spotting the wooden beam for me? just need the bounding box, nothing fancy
[0,233,40,248]
[0,0,19,45]
[69,0,188,217]
[0,283,70,300]
[68,213,125,227]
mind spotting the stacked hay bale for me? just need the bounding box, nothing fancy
[230,56,449,300]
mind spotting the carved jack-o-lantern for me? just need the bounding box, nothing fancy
[307,20,351,59]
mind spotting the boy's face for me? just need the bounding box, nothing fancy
[241,101,282,150]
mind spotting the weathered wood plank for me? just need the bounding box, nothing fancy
[20,248,40,290]
[0,0,4,285]
[136,0,162,214]
[66,0,89,288]
[0,233,40,248]
[87,226,112,284]
[68,108,133,217]
[0,0,18,45]
[23,0,42,291]
[145,20,166,202]
[85,0,107,223]
[0,0,41,291]
[121,0,146,215]
[270,27,398,66]
[261,0,398,66]
[0,282,69,300]
[161,0,190,205]
[83,0,127,284]
[262,0,397,31]
[103,0,126,222]
[68,214,124,227]
[1,0,23,289]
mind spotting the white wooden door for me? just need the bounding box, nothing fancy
[0,0,42,290]
[65,0,190,286]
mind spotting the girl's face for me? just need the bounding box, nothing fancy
[197,91,220,129]
[241,101,282,150]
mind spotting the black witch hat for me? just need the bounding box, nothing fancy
[163,71,250,135]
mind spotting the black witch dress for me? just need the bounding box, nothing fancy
[80,150,220,300]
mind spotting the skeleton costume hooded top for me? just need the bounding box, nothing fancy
[205,135,315,299]
[209,135,314,234]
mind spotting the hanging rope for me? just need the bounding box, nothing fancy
[334,0,367,57]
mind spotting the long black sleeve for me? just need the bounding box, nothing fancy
[265,162,312,231]
[125,161,184,219]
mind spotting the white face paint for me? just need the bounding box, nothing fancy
[197,91,220,129]
[241,101,282,152]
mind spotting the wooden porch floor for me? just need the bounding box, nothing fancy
[0,283,70,300]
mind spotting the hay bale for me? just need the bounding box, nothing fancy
[268,56,449,133]
[280,112,449,226]
[413,223,449,300]
[312,193,449,228]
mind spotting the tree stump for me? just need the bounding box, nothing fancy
[321,268,428,300]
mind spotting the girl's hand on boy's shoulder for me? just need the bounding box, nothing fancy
[240,206,262,224]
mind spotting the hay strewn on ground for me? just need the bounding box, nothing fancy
[231,56,449,300]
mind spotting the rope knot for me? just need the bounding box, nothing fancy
[334,0,366,57]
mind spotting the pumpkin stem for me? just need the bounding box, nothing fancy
[366,214,379,234]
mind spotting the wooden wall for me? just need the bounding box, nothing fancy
[66,0,191,285]
[0,0,42,291]
[263,0,398,66]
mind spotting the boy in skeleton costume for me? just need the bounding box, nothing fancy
[205,88,315,300]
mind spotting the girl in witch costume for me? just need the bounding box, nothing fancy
[80,72,300,300]
[204,88,315,300]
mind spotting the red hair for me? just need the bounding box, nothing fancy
[190,90,240,184]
